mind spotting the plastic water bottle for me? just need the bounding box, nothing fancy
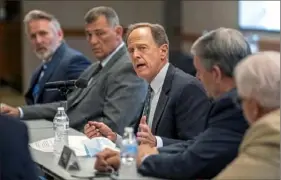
[119,127,138,174]
[112,127,138,179]
[53,107,69,156]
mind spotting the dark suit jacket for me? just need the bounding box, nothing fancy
[138,88,249,179]
[169,51,196,76]
[25,42,91,105]
[0,115,37,180]
[134,64,210,146]
[21,45,147,134]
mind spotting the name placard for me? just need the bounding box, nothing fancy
[58,145,80,171]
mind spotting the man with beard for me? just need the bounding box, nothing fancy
[23,10,91,105]
[0,7,146,134]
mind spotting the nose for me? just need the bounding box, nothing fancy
[132,50,141,60]
[35,35,43,44]
[89,34,99,45]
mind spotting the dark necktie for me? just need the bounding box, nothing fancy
[32,64,47,103]
[93,63,103,76]
[142,85,153,122]
[87,63,103,86]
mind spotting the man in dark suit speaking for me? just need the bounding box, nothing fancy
[84,23,210,147]
[23,10,91,105]
[94,28,252,179]
[0,7,147,134]
[0,114,37,180]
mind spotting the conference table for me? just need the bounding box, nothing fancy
[25,120,163,180]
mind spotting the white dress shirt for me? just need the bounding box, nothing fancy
[148,62,169,148]
[116,63,170,148]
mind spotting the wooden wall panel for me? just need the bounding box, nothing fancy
[63,28,280,52]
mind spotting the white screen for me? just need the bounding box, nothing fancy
[239,1,280,32]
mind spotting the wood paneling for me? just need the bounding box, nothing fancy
[0,24,5,81]
[63,28,280,52]
[0,22,22,91]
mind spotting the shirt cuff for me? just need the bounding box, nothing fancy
[141,155,150,164]
[155,136,163,148]
[18,107,24,119]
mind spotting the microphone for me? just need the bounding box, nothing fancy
[44,79,88,90]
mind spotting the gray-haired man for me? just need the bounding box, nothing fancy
[1,6,147,134]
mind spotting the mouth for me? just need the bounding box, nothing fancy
[36,47,47,52]
[136,63,147,70]
[92,47,102,52]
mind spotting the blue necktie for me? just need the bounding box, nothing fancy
[32,64,47,103]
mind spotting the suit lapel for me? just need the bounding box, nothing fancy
[25,66,43,103]
[36,43,66,100]
[151,65,175,134]
[68,45,127,109]
[30,67,42,89]
[27,66,42,93]
[69,63,102,107]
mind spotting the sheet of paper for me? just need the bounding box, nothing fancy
[30,136,89,156]
[30,137,54,152]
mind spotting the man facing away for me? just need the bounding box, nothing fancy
[94,27,251,179]
[84,23,210,147]
[0,114,38,180]
[0,7,147,134]
[23,10,91,105]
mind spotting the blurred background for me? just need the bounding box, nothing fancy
[0,0,280,106]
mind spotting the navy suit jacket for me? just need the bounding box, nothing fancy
[0,115,37,180]
[134,64,210,146]
[138,89,249,179]
[25,42,91,105]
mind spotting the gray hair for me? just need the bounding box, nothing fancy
[23,10,62,33]
[84,6,119,27]
[190,27,252,77]
[235,51,280,109]
[125,22,169,48]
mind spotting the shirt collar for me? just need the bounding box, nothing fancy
[101,42,125,67]
[150,63,170,94]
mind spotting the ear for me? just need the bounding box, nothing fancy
[249,98,262,119]
[211,65,222,83]
[115,25,123,38]
[159,44,169,61]
[57,29,64,41]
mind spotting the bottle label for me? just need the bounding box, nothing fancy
[121,144,137,156]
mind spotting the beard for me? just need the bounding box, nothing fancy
[34,47,55,60]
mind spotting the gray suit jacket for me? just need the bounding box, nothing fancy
[21,46,148,134]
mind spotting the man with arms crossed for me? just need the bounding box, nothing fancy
[84,23,210,147]
[0,7,147,134]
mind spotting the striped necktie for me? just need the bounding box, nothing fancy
[142,85,153,125]
[32,64,47,103]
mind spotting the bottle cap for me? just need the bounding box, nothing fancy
[58,107,65,111]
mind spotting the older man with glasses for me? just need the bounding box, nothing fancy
[216,51,280,179]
